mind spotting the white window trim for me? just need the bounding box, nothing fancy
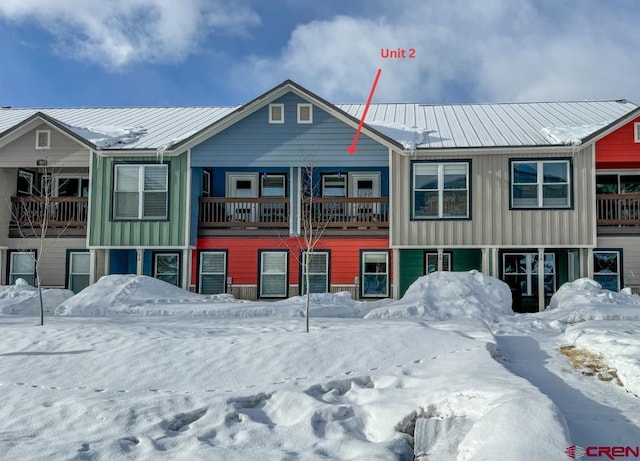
[17,170,34,195]
[53,174,89,197]
[199,251,227,294]
[502,252,556,296]
[202,170,211,197]
[635,122,640,143]
[68,251,90,293]
[35,130,51,150]
[297,103,313,124]
[113,164,168,220]
[154,252,180,287]
[413,162,470,219]
[322,174,347,197]
[593,250,621,291]
[511,159,571,209]
[425,251,452,273]
[9,251,36,285]
[301,251,329,294]
[259,251,289,298]
[361,251,389,298]
[269,104,285,124]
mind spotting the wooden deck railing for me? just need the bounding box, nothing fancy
[198,196,389,230]
[10,196,88,229]
[597,193,640,226]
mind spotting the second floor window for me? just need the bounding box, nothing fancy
[113,164,168,220]
[511,159,571,209]
[413,161,470,219]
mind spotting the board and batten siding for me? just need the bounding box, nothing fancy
[0,123,89,168]
[391,146,596,247]
[88,152,188,247]
[191,92,388,168]
[597,236,640,287]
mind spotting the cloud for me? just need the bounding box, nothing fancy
[0,0,260,68]
[236,0,640,104]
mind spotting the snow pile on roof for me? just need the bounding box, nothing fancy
[66,124,147,148]
[0,278,73,315]
[365,271,513,321]
[546,278,640,322]
[540,124,605,146]
[54,275,375,318]
[367,120,435,150]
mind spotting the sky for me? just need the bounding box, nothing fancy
[0,0,639,108]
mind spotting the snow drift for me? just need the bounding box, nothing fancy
[0,278,73,315]
[365,270,513,321]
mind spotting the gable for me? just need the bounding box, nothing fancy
[191,91,389,168]
[595,116,640,169]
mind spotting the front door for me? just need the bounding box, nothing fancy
[226,173,258,222]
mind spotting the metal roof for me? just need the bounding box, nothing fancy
[0,98,637,151]
[338,100,638,149]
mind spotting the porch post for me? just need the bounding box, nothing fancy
[587,248,594,280]
[491,248,499,278]
[182,249,190,290]
[104,249,110,277]
[392,248,400,299]
[89,249,97,284]
[136,249,144,276]
[538,248,545,312]
[482,247,489,275]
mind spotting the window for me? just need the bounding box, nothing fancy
[35,130,50,149]
[261,174,287,223]
[297,103,313,124]
[55,175,89,197]
[199,251,226,294]
[260,251,288,298]
[413,162,469,219]
[154,252,180,287]
[322,175,346,197]
[8,251,36,285]
[635,122,640,143]
[594,251,621,292]
[301,251,329,294]
[261,174,286,197]
[361,251,389,297]
[425,252,451,273]
[511,159,571,208]
[17,170,34,196]
[113,164,168,220]
[503,253,556,296]
[68,251,90,293]
[202,170,211,197]
[269,104,284,123]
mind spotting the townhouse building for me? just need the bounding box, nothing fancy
[1,82,638,312]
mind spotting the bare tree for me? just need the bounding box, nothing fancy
[8,155,74,325]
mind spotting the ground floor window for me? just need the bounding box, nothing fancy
[503,253,556,296]
[8,250,36,285]
[260,251,288,298]
[154,252,180,287]
[199,251,227,294]
[68,251,90,293]
[301,251,329,294]
[425,251,452,273]
[361,251,389,297]
[593,250,621,291]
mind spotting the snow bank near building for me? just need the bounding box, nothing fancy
[547,278,640,322]
[0,279,73,315]
[54,275,376,318]
[365,271,513,321]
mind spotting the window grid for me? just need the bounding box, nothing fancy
[511,160,570,208]
[301,251,329,294]
[593,251,621,292]
[413,162,469,219]
[361,251,389,298]
[114,164,168,220]
[199,251,226,295]
[260,251,288,298]
[35,130,50,149]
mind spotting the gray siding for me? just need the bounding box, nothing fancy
[0,169,15,247]
[391,146,596,247]
[597,236,640,287]
[0,123,89,168]
[191,92,388,168]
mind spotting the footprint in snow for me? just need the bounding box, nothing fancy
[78,443,90,452]
[166,408,208,432]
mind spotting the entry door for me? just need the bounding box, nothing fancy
[349,173,380,219]
[226,173,258,222]
[154,253,180,287]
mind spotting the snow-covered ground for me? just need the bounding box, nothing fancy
[1,273,639,460]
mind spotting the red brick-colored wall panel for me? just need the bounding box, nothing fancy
[596,117,640,168]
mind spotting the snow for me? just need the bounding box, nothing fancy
[65,124,147,148]
[1,272,639,460]
[367,120,435,150]
[0,279,73,315]
[540,124,606,146]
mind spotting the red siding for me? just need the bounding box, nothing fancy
[596,116,640,169]
[195,236,389,286]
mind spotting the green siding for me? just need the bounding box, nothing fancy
[399,248,483,296]
[89,153,188,247]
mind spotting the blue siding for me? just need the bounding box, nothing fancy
[211,167,289,196]
[191,92,388,168]
[109,249,136,274]
[143,251,152,276]
[190,167,203,246]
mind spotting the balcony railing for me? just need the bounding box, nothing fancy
[597,193,640,226]
[198,196,389,231]
[10,196,88,230]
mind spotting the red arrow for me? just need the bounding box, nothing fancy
[347,68,382,154]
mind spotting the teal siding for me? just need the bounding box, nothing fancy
[191,92,388,168]
[190,167,202,246]
[89,153,188,247]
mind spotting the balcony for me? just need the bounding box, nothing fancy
[198,196,389,235]
[9,196,88,237]
[597,193,640,233]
